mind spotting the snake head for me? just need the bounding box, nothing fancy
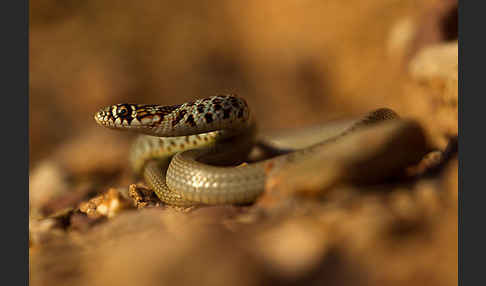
[94,104,131,127]
[94,102,181,132]
[94,95,251,136]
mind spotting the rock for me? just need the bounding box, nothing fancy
[29,160,69,217]
[79,188,133,219]
[407,41,458,148]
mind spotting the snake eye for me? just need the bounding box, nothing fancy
[118,106,129,116]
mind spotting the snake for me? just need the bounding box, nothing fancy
[94,94,398,206]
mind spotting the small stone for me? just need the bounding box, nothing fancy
[79,188,133,218]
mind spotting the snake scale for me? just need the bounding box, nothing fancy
[94,94,398,206]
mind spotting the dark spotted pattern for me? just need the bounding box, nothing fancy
[212,98,223,105]
[230,97,240,108]
[204,113,213,124]
[172,109,187,127]
[197,104,205,113]
[223,108,231,119]
[155,104,182,114]
[186,114,197,127]
[95,95,251,136]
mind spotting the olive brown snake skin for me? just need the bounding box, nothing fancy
[94,94,398,206]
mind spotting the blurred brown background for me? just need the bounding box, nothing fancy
[30,0,458,286]
[30,0,457,168]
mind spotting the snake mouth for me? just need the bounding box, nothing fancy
[94,111,156,134]
[94,107,118,128]
[93,112,103,124]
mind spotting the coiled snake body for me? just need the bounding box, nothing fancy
[94,95,398,206]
